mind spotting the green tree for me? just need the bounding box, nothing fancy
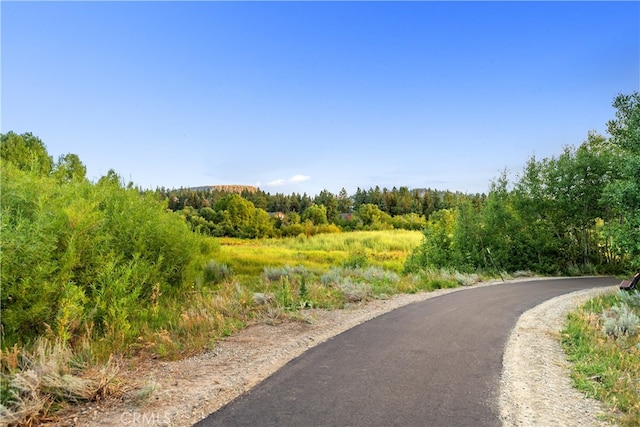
[602,92,640,268]
[337,187,352,213]
[52,153,87,183]
[314,190,339,223]
[394,186,414,215]
[421,189,438,218]
[357,203,392,230]
[405,209,456,271]
[0,131,53,175]
[353,187,368,211]
[302,204,328,225]
[391,213,427,231]
[212,194,273,238]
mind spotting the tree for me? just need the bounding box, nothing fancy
[421,189,437,218]
[0,131,53,175]
[395,186,414,215]
[302,204,328,225]
[52,153,87,183]
[603,92,640,268]
[368,186,384,211]
[405,209,456,271]
[98,169,123,187]
[212,194,264,237]
[314,190,339,223]
[353,187,367,211]
[337,187,352,213]
[357,203,392,230]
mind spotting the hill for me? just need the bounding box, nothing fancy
[190,185,259,193]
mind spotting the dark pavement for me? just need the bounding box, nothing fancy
[195,277,618,427]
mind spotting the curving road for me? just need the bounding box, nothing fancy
[195,277,618,427]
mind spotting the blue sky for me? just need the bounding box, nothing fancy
[2,1,638,196]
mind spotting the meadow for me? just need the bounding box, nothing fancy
[215,229,424,276]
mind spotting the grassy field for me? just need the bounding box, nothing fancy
[214,229,424,277]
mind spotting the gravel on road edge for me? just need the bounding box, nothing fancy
[500,285,618,426]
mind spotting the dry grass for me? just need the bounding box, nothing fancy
[0,338,122,426]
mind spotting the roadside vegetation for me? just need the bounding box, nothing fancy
[562,290,640,426]
[1,92,638,425]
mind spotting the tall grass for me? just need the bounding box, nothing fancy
[562,290,640,426]
[0,338,122,426]
[216,230,423,276]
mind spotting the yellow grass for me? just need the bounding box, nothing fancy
[214,230,424,276]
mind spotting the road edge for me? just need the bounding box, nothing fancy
[499,285,618,426]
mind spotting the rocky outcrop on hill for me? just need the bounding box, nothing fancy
[190,185,258,193]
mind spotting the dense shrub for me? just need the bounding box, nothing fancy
[0,160,213,349]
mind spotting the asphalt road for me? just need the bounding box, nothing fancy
[195,277,618,427]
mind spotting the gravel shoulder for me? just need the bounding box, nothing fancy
[58,278,618,427]
[500,284,617,426]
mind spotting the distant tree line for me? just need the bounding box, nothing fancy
[155,185,485,238]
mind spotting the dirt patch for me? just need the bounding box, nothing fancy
[55,279,616,427]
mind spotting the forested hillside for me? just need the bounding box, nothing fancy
[157,183,481,237]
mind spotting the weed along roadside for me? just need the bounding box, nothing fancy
[561,285,640,426]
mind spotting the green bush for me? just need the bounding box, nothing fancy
[0,160,212,350]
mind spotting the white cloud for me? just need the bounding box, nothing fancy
[290,174,311,183]
[262,174,311,188]
[266,178,286,187]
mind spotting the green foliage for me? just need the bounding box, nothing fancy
[0,131,53,175]
[260,265,315,310]
[187,193,276,238]
[341,250,369,269]
[314,190,339,223]
[161,185,479,238]
[390,213,427,230]
[408,268,479,291]
[1,150,211,350]
[602,92,640,269]
[357,203,393,230]
[320,266,399,302]
[302,204,328,225]
[404,209,456,272]
[562,290,640,425]
[406,92,639,275]
[52,153,87,183]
